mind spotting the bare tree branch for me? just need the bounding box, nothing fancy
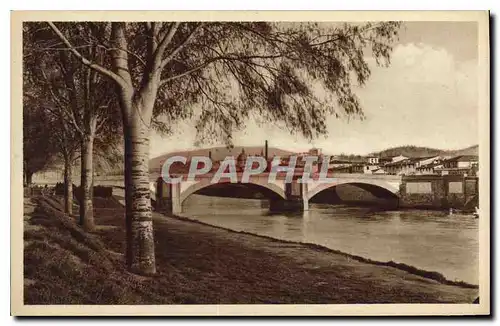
[159,58,216,86]
[40,68,84,136]
[152,22,181,72]
[159,52,283,87]
[159,24,202,70]
[96,45,147,67]
[47,22,129,89]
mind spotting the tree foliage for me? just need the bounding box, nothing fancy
[43,21,401,145]
[24,23,123,172]
[25,23,121,142]
[22,96,58,183]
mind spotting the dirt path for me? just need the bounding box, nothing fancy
[138,212,478,304]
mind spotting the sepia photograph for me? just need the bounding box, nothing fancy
[11,10,490,316]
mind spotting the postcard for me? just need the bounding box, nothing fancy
[11,10,490,316]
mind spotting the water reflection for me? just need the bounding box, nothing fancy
[182,194,479,284]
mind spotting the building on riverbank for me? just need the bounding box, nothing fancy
[435,155,479,176]
[381,155,443,176]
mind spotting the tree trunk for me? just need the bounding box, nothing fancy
[63,156,73,215]
[80,135,95,231]
[25,170,33,186]
[123,108,156,275]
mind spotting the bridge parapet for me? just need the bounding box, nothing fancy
[167,172,403,181]
[324,173,402,181]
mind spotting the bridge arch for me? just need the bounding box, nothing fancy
[306,179,400,201]
[179,179,287,205]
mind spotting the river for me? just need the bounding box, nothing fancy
[182,194,479,285]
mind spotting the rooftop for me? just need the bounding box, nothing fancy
[383,159,413,167]
[417,162,443,170]
[445,155,479,162]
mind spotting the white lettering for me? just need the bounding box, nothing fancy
[299,155,318,183]
[318,155,335,183]
[186,156,213,181]
[241,156,267,183]
[269,156,297,183]
[211,157,238,184]
[161,156,186,184]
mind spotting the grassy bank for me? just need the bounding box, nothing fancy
[23,195,478,304]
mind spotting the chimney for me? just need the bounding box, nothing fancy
[265,140,268,161]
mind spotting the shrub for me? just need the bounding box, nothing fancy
[58,184,114,201]
[93,186,113,198]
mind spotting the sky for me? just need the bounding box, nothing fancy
[149,21,479,158]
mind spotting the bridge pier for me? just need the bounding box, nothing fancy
[269,197,308,212]
[155,178,182,215]
[269,180,309,213]
[171,182,182,215]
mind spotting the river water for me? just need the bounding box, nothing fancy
[182,194,479,285]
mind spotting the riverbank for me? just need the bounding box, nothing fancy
[171,212,478,289]
[24,196,478,304]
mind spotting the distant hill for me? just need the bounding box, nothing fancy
[444,145,479,157]
[149,146,296,173]
[369,145,478,159]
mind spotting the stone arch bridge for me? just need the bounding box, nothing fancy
[154,173,402,214]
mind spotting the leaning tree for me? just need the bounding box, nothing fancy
[45,21,402,274]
